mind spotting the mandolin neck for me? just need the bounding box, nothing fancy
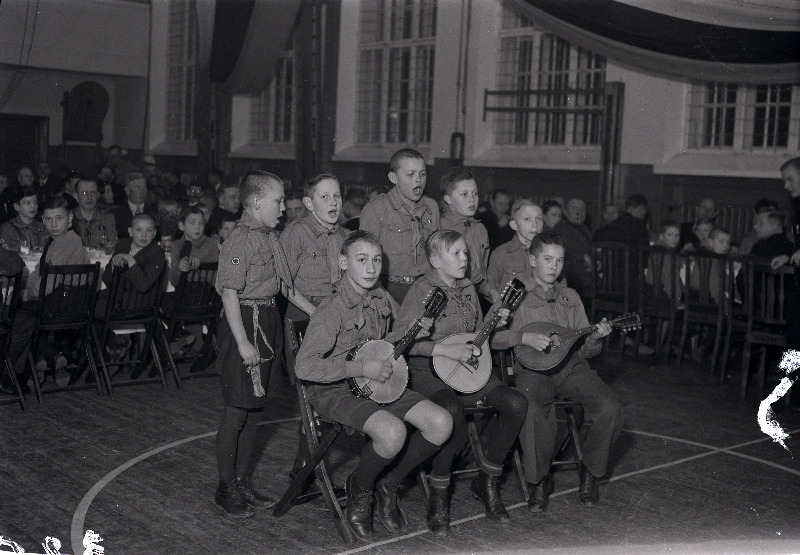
[473,307,506,350]
[393,320,422,360]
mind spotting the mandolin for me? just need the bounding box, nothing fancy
[347,287,448,405]
[432,279,526,393]
[513,313,641,372]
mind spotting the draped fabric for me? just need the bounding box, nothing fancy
[513,0,800,84]
[196,0,302,94]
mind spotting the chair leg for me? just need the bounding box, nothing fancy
[741,340,752,398]
[710,322,723,375]
[756,349,767,401]
[676,317,689,369]
[4,356,26,411]
[512,446,529,502]
[158,328,182,388]
[28,331,43,403]
[719,324,732,384]
[149,338,169,390]
[90,326,113,395]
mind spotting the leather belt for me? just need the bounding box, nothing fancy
[384,275,421,285]
[240,297,276,307]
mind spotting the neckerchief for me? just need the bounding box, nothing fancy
[398,202,431,267]
[263,228,294,296]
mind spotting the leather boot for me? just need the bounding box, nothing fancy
[578,464,599,507]
[470,471,509,522]
[374,479,405,534]
[527,474,554,513]
[345,474,373,540]
[237,476,276,509]
[214,479,255,519]
[426,484,450,537]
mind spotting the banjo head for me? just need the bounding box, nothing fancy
[350,340,408,405]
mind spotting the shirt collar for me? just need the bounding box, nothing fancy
[128,200,144,214]
[423,268,473,291]
[12,215,31,228]
[302,213,339,238]
[504,236,529,253]
[524,277,560,299]
[387,185,428,215]
[339,275,386,309]
[441,211,478,228]
[237,210,271,231]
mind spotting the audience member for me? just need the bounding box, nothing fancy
[779,158,800,351]
[207,170,224,193]
[679,198,717,250]
[342,188,368,231]
[554,198,593,300]
[210,183,242,233]
[112,172,151,239]
[0,187,48,251]
[72,179,118,251]
[282,188,307,228]
[739,198,781,255]
[141,154,160,179]
[478,188,515,251]
[61,171,81,211]
[602,203,620,225]
[106,145,137,185]
[218,211,238,244]
[749,210,794,261]
[101,212,164,292]
[593,194,650,250]
[99,182,117,208]
[690,218,714,251]
[16,166,35,189]
[542,200,563,231]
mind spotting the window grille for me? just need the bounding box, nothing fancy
[166,0,198,142]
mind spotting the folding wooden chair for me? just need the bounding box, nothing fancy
[551,400,589,477]
[273,317,357,545]
[718,255,750,383]
[591,241,637,360]
[634,246,679,362]
[159,262,221,384]
[94,263,170,391]
[675,250,727,370]
[27,263,107,401]
[0,272,26,410]
[741,261,793,399]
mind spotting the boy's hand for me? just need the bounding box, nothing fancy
[361,359,393,383]
[237,339,260,367]
[772,254,790,269]
[496,307,510,329]
[190,256,201,269]
[590,318,612,341]
[178,257,191,272]
[521,332,552,351]
[433,342,480,362]
[791,249,800,266]
[111,254,127,267]
[416,316,433,339]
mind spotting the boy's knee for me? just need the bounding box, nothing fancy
[423,406,453,446]
[374,418,407,456]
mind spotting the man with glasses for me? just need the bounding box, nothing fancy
[72,179,118,251]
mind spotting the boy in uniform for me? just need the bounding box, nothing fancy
[0,186,48,252]
[493,231,623,512]
[393,230,527,536]
[360,148,438,303]
[213,171,294,518]
[439,168,490,300]
[486,199,543,303]
[295,230,452,540]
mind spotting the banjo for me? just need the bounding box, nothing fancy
[431,279,526,393]
[347,287,448,405]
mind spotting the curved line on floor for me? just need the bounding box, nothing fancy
[69,416,300,555]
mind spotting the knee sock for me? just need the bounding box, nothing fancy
[216,405,248,483]
[428,389,469,478]
[482,386,527,467]
[353,441,393,492]
[382,431,440,489]
[235,409,260,478]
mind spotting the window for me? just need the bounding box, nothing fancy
[688,82,800,151]
[166,0,198,142]
[356,0,436,145]
[250,53,295,144]
[494,3,605,147]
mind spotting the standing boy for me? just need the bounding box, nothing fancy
[493,231,623,511]
[360,148,438,303]
[295,231,452,540]
[486,199,543,303]
[213,171,294,518]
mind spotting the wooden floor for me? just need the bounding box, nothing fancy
[2,351,799,555]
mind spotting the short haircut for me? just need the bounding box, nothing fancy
[179,204,204,223]
[754,198,780,214]
[14,186,38,203]
[303,172,339,198]
[42,195,70,212]
[491,188,510,201]
[341,230,381,256]
[709,227,730,241]
[344,188,368,210]
[759,210,784,228]
[389,148,424,173]
[625,194,649,210]
[694,217,713,229]
[529,230,564,256]
[76,178,98,192]
[219,210,239,225]
[239,171,281,207]
[779,157,800,173]
[659,220,680,234]
[218,182,239,194]
[425,229,463,260]
[131,212,156,227]
[542,200,562,214]
[125,171,145,186]
[439,167,475,197]
[510,198,538,218]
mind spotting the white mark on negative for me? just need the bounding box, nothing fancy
[757,350,799,452]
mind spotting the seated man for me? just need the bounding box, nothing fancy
[72,178,118,251]
[493,231,624,511]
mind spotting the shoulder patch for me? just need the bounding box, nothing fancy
[231,257,240,265]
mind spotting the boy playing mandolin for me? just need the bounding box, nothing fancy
[393,230,528,535]
[493,231,624,511]
[295,230,453,540]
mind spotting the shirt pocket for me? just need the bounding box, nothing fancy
[299,248,330,280]
[248,246,275,282]
[384,219,412,254]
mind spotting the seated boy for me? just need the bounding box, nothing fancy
[279,172,350,323]
[493,231,623,511]
[647,220,680,297]
[750,210,794,263]
[0,186,49,252]
[295,230,452,540]
[101,213,165,292]
[218,211,237,244]
[393,230,527,535]
[486,199,543,303]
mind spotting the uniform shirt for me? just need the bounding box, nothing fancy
[169,234,220,286]
[390,269,482,358]
[280,213,350,298]
[102,238,166,292]
[440,210,489,292]
[72,208,118,250]
[360,186,438,278]
[295,277,393,383]
[0,216,49,251]
[493,279,603,375]
[486,236,531,296]
[215,211,284,299]
[27,230,90,298]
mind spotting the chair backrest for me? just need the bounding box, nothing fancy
[0,271,23,327]
[745,260,794,328]
[172,262,221,318]
[284,317,309,385]
[679,250,727,312]
[36,263,101,324]
[638,245,678,312]
[105,262,167,322]
[591,241,636,312]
